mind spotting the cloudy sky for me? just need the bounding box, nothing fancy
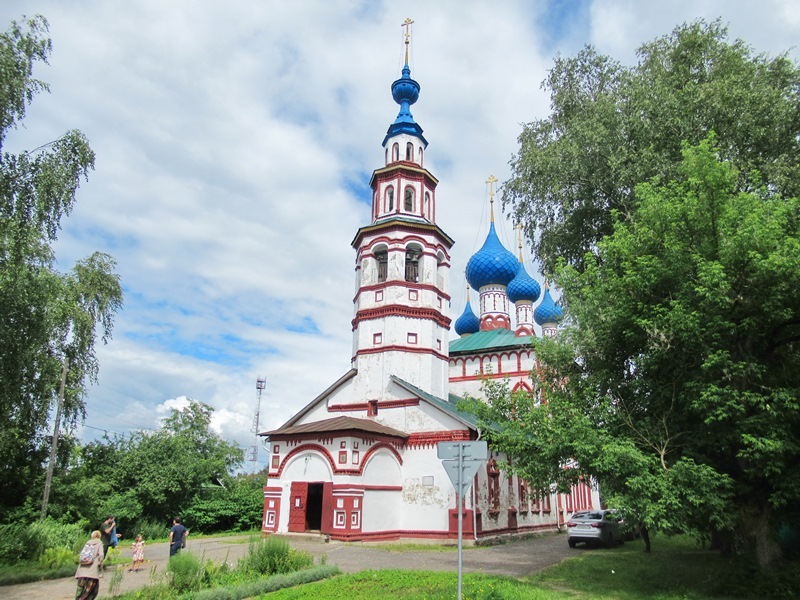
[2,0,798,468]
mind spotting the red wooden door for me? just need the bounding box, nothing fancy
[288,482,309,533]
[320,482,333,534]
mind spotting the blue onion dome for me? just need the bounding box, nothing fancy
[384,64,427,146]
[534,287,563,325]
[465,222,520,290]
[454,300,480,335]
[507,263,541,303]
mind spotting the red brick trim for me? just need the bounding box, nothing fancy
[405,430,474,449]
[353,304,451,329]
[328,398,419,413]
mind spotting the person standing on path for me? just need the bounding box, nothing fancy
[100,515,116,561]
[168,517,188,557]
[75,530,103,600]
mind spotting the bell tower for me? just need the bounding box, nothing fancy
[350,20,454,400]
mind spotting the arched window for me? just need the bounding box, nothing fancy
[406,142,413,161]
[375,248,388,282]
[424,191,430,217]
[404,186,415,212]
[385,187,394,212]
[391,143,399,162]
[405,245,421,282]
[418,147,423,166]
[384,148,388,165]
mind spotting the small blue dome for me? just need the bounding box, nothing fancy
[507,264,541,303]
[454,300,480,335]
[465,222,519,290]
[383,64,427,146]
[534,288,563,325]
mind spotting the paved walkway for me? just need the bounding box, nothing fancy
[4,531,573,599]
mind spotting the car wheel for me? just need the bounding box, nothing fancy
[568,539,576,548]
[606,533,614,548]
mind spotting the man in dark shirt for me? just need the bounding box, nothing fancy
[169,516,188,557]
[100,515,116,559]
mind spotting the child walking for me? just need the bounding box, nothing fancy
[128,534,145,572]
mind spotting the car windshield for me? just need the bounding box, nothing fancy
[572,512,603,520]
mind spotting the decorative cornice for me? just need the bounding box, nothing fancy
[270,441,404,479]
[352,218,454,249]
[328,398,420,413]
[369,162,439,188]
[405,430,474,449]
[355,344,449,361]
[353,304,451,329]
[354,280,451,303]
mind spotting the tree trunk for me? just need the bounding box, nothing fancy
[742,504,781,570]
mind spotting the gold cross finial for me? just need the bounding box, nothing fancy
[486,175,498,222]
[402,18,414,64]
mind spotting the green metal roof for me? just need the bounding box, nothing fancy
[449,328,534,355]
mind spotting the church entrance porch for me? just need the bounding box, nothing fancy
[288,481,331,533]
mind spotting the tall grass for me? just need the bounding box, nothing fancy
[0,519,87,563]
[238,536,314,575]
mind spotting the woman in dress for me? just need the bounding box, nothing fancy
[75,530,103,600]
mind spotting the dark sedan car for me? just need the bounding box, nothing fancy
[567,509,623,548]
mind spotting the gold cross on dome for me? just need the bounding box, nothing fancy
[402,18,414,63]
[486,175,498,222]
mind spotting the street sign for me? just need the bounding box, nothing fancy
[437,440,488,460]
[437,440,488,600]
[441,458,482,496]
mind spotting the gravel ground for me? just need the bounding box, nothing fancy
[3,530,572,599]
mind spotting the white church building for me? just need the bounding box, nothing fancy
[260,34,599,542]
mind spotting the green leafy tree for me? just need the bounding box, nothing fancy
[0,15,122,517]
[470,138,800,569]
[115,400,244,523]
[184,472,265,533]
[504,19,800,275]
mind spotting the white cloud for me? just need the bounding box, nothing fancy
[1,0,798,460]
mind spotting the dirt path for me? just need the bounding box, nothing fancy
[3,531,573,599]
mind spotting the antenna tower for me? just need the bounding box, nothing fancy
[248,377,266,465]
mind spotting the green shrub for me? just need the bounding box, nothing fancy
[39,547,74,569]
[0,519,86,564]
[167,551,207,593]
[127,518,169,542]
[237,536,314,576]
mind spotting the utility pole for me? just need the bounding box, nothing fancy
[40,357,69,521]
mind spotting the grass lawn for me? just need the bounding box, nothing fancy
[262,536,800,599]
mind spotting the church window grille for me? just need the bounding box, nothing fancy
[404,186,415,211]
[405,248,420,282]
[424,191,430,217]
[392,143,399,162]
[406,142,413,161]
[376,250,388,282]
